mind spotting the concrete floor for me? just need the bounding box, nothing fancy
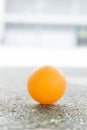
[0,68,87,130]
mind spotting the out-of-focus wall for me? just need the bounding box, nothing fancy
[6,0,73,14]
[2,0,87,47]
[5,0,77,47]
[5,24,76,47]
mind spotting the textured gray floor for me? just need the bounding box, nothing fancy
[0,68,87,130]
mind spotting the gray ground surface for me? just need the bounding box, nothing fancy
[0,68,87,130]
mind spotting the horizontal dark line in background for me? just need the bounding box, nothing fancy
[5,23,75,30]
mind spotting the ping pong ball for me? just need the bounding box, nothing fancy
[27,66,66,105]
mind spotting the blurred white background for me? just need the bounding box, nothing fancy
[0,0,87,67]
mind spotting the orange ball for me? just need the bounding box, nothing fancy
[27,66,66,105]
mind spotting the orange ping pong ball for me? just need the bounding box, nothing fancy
[27,66,66,105]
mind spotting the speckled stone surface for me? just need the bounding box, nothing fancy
[0,68,87,130]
